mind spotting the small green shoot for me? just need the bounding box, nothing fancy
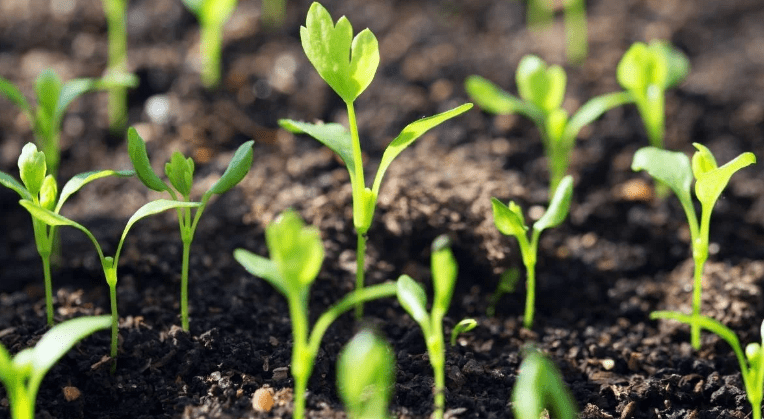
[0,143,134,325]
[128,127,254,330]
[450,318,477,346]
[466,57,631,192]
[487,267,520,317]
[617,40,690,150]
[20,198,199,370]
[0,69,138,177]
[234,210,398,419]
[512,347,577,419]
[0,315,111,419]
[491,175,574,329]
[181,0,239,87]
[395,235,458,419]
[651,312,764,419]
[337,329,395,419]
[281,2,472,318]
[632,144,755,349]
[100,0,135,131]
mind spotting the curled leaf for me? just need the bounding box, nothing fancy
[127,127,169,192]
[265,210,324,289]
[207,140,254,195]
[516,55,566,113]
[39,175,58,211]
[165,152,195,197]
[18,143,47,196]
[533,175,574,233]
[491,197,528,238]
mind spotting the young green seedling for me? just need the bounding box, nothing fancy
[128,127,254,330]
[487,267,520,317]
[337,329,395,419]
[450,318,477,347]
[633,144,755,349]
[0,69,138,178]
[491,175,573,329]
[0,143,134,325]
[512,347,578,419]
[100,0,134,131]
[233,210,398,419]
[20,197,199,371]
[617,40,690,150]
[280,2,472,318]
[395,235,458,419]
[0,315,111,419]
[181,0,239,87]
[651,312,764,419]
[523,0,588,63]
[466,56,631,192]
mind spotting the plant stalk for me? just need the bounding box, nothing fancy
[200,24,222,88]
[346,101,368,318]
[181,239,191,331]
[41,257,53,325]
[355,233,366,319]
[103,0,129,132]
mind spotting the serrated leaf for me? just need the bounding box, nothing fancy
[534,175,573,233]
[396,275,430,330]
[694,150,755,209]
[0,170,32,200]
[20,199,87,229]
[651,40,690,89]
[371,103,473,196]
[265,210,324,289]
[18,143,47,196]
[165,152,195,197]
[431,235,457,317]
[279,119,356,182]
[491,197,528,238]
[127,127,169,192]
[234,248,289,297]
[56,169,134,212]
[207,140,254,195]
[632,146,694,208]
[0,76,32,113]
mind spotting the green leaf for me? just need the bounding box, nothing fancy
[617,42,650,92]
[34,69,62,119]
[512,350,578,419]
[127,127,170,192]
[20,199,87,229]
[691,143,718,178]
[651,40,690,89]
[39,175,58,211]
[631,146,694,209]
[491,197,528,238]
[201,0,238,25]
[0,170,33,200]
[353,187,377,235]
[337,329,395,419]
[56,169,135,212]
[396,275,430,329]
[265,210,324,289]
[464,75,543,123]
[0,76,32,113]
[450,318,477,346]
[118,200,202,260]
[516,55,566,113]
[279,120,356,183]
[533,175,573,233]
[234,248,289,297]
[18,142,47,196]
[562,91,634,146]
[371,103,473,196]
[694,146,755,209]
[300,2,379,103]
[545,108,568,144]
[54,78,98,126]
[0,343,12,385]
[165,152,195,197]
[431,235,457,317]
[207,140,254,195]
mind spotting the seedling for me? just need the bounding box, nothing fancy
[512,347,577,419]
[487,267,520,317]
[651,312,764,419]
[100,0,134,131]
[523,0,588,63]
[491,175,573,328]
[466,56,631,192]
[0,69,138,178]
[181,0,239,87]
[0,143,134,325]
[632,144,755,349]
[128,127,254,330]
[0,315,111,419]
[280,2,472,318]
[20,197,199,370]
[395,235,459,419]
[234,210,398,419]
[617,40,690,150]
[337,329,395,419]
[450,318,477,346]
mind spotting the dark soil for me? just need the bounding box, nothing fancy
[3,0,764,418]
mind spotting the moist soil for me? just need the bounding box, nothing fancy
[2,0,764,418]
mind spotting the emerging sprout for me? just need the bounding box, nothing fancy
[466,57,631,192]
[281,2,472,318]
[128,127,254,330]
[181,0,239,87]
[487,268,520,317]
[512,347,578,419]
[0,315,111,419]
[337,329,395,419]
[395,235,458,419]
[491,175,574,328]
[0,143,134,325]
[450,318,477,346]
[234,210,398,419]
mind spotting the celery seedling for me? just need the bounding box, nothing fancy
[181,0,238,87]
[491,175,573,328]
[617,40,690,150]
[487,268,520,317]
[0,315,111,419]
[632,144,755,349]
[466,57,631,192]
[337,329,395,419]
[234,210,398,419]
[0,69,138,178]
[0,143,134,325]
[20,198,199,370]
[450,318,477,346]
[512,347,577,419]
[280,2,472,318]
[395,235,458,419]
[128,127,253,330]
[651,312,764,419]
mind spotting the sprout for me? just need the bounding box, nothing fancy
[451,318,477,346]
[337,329,395,419]
[181,0,239,87]
[100,0,135,131]
[512,347,578,419]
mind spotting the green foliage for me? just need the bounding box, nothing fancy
[491,175,574,328]
[181,0,239,87]
[451,318,477,346]
[0,316,111,419]
[234,210,398,419]
[128,127,254,330]
[512,348,577,419]
[617,40,690,149]
[337,329,395,419]
[466,57,631,191]
[632,145,755,348]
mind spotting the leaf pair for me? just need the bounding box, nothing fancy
[617,41,689,95]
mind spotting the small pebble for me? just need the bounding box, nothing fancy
[252,387,274,412]
[63,386,81,402]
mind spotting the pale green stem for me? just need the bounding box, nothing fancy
[355,233,366,319]
[523,263,537,330]
[289,294,311,419]
[180,196,207,331]
[10,384,33,419]
[104,0,128,131]
[200,23,223,88]
[691,208,711,349]
[31,217,54,325]
[428,319,446,419]
[346,101,368,318]
[41,257,54,325]
[104,265,119,372]
[180,240,191,331]
[564,0,587,64]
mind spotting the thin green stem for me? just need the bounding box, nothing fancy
[31,217,54,325]
[289,294,311,419]
[355,233,366,319]
[523,264,537,330]
[41,257,54,325]
[103,0,128,131]
[346,101,369,318]
[428,320,446,419]
[180,240,191,331]
[691,208,712,349]
[10,384,33,419]
[180,197,207,330]
[200,24,222,88]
